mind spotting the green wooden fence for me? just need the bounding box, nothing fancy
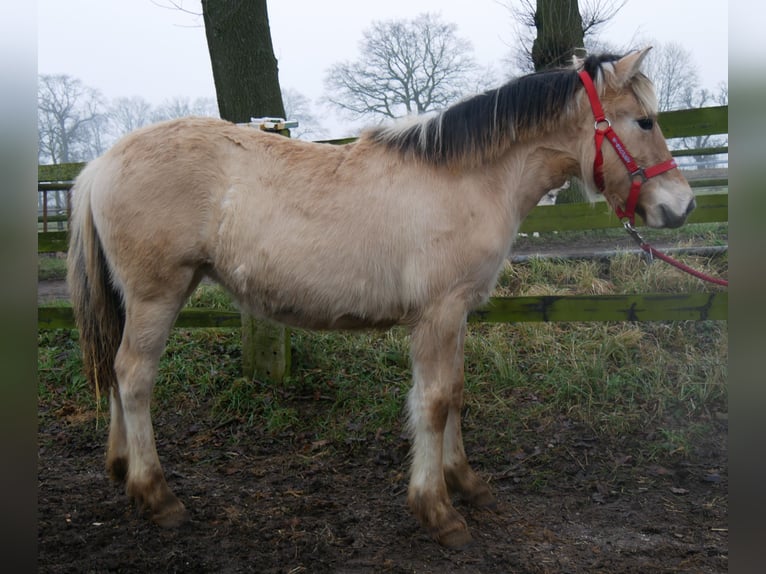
[37,106,729,378]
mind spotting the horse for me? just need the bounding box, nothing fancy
[67,49,694,547]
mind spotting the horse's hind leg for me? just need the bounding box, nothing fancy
[106,385,128,482]
[443,409,495,508]
[442,319,495,508]
[111,274,200,527]
[407,299,473,548]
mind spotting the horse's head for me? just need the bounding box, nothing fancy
[576,49,695,228]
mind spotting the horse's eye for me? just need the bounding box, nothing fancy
[637,117,654,131]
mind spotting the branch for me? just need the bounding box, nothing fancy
[580,0,628,35]
[151,0,201,16]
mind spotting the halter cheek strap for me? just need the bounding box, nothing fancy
[578,70,678,225]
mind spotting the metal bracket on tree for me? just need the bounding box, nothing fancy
[247,117,299,132]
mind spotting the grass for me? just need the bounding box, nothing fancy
[38,253,67,281]
[512,221,728,252]
[37,224,728,465]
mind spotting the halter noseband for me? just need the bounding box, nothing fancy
[577,70,678,225]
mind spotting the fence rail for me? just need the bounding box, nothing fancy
[38,291,727,331]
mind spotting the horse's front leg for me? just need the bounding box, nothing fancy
[442,320,496,509]
[407,302,473,548]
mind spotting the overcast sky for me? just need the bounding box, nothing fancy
[37,1,728,137]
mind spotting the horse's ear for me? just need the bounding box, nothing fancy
[613,47,652,85]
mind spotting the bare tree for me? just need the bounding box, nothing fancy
[281,88,326,140]
[504,0,626,74]
[152,96,218,122]
[641,42,700,112]
[325,13,490,121]
[80,108,113,160]
[109,96,154,137]
[677,81,729,168]
[37,74,106,163]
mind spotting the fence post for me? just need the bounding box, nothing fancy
[238,119,296,383]
[241,316,291,382]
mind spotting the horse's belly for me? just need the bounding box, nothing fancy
[236,296,404,331]
[270,308,400,331]
[214,266,408,331]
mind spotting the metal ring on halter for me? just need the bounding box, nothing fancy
[630,167,647,183]
[595,118,611,131]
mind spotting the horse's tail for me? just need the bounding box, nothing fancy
[66,162,125,397]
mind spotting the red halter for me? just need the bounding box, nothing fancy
[578,70,727,287]
[578,70,678,225]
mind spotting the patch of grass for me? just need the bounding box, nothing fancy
[37,329,105,426]
[512,222,728,252]
[185,284,238,311]
[38,254,67,281]
[153,329,242,407]
[494,249,727,296]
[461,320,726,440]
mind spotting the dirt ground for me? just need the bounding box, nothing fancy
[37,238,728,573]
[37,400,727,574]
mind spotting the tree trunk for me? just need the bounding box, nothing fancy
[531,0,585,71]
[201,0,286,123]
[201,0,290,382]
[532,0,586,204]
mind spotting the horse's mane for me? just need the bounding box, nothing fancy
[365,53,657,168]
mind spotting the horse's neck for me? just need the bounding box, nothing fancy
[502,144,580,220]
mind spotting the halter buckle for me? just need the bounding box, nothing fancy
[630,167,647,183]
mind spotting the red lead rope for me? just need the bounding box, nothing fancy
[623,221,729,287]
[578,70,728,288]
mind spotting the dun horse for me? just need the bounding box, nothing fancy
[68,50,694,547]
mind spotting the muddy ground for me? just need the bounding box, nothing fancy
[38,400,727,573]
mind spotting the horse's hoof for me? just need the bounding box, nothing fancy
[151,501,189,528]
[465,488,496,509]
[107,457,128,483]
[436,524,474,549]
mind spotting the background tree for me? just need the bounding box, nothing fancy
[152,96,218,122]
[324,13,490,121]
[531,0,585,70]
[641,42,700,112]
[201,0,290,382]
[80,105,112,160]
[108,96,154,136]
[37,74,105,164]
[641,43,728,169]
[281,88,325,140]
[201,0,285,122]
[505,0,626,73]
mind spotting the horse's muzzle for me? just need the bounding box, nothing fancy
[660,197,696,229]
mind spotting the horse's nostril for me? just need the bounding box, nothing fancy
[685,198,696,217]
